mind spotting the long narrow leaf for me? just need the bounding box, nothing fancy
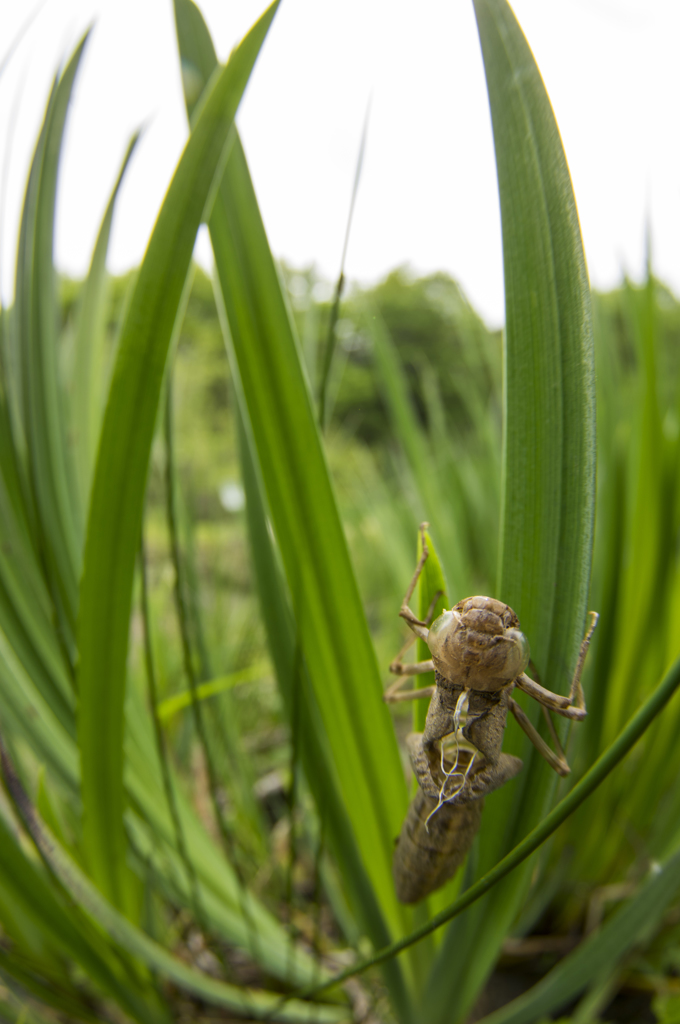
[77,2,279,910]
[234,407,412,1009]
[71,132,140,515]
[425,0,596,1016]
[172,0,411,966]
[0,811,163,1024]
[13,40,88,645]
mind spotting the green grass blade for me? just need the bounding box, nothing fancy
[14,39,89,645]
[218,100,411,942]
[415,527,448,734]
[156,661,269,721]
[124,674,335,989]
[77,2,279,911]
[0,812,164,1024]
[474,850,680,1024]
[0,625,79,792]
[138,532,204,931]
[317,107,368,431]
[0,738,349,1024]
[483,0,595,673]
[214,132,417,1006]
[0,488,75,729]
[173,0,411,957]
[422,1,596,1017]
[603,271,664,738]
[71,132,140,516]
[235,407,413,1009]
[366,308,468,593]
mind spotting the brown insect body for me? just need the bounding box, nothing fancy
[393,749,483,904]
[386,529,596,905]
[409,595,529,806]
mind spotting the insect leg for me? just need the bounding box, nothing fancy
[388,659,435,678]
[388,628,433,675]
[508,697,570,776]
[398,523,434,640]
[515,612,597,720]
[541,703,569,764]
[567,610,599,709]
[385,614,436,702]
[387,525,443,703]
[383,674,435,704]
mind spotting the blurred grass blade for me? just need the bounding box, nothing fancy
[138,532,204,930]
[0,3,45,78]
[13,39,89,647]
[317,103,369,430]
[71,132,140,516]
[173,0,411,962]
[0,736,350,1024]
[475,851,680,1024]
[0,810,164,1024]
[126,690,337,988]
[77,1,279,911]
[0,566,326,992]
[163,366,266,962]
[157,661,269,721]
[604,265,664,738]
[423,1,596,1018]
[366,308,467,594]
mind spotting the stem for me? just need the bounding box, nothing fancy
[317,102,369,430]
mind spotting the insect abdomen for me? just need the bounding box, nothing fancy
[393,789,484,904]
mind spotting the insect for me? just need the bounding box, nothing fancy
[392,745,484,903]
[385,524,598,903]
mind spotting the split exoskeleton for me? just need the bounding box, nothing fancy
[386,524,598,903]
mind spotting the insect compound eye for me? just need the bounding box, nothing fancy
[428,609,456,641]
[501,628,530,678]
[427,609,462,662]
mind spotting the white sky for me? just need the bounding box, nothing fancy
[1,0,679,328]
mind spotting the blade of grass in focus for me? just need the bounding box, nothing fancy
[424,1,596,1018]
[212,112,413,983]
[173,3,416,1014]
[235,402,413,1009]
[77,2,279,912]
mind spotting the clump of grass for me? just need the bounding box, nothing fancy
[2,2,680,1023]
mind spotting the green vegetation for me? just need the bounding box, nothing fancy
[2,1,680,1022]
